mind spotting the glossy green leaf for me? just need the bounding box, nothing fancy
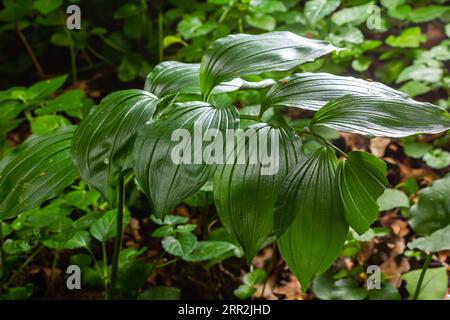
[402,267,448,300]
[311,96,450,138]
[214,124,302,261]
[72,90,158,203]
[199,32,339,99]
[36,89,85,115]
[90,209,131,242]
[263,73,407,111]
[25,75,67,101]
[162,233,198,257]
[43,230,91,250]
[386,27,425,48]
[144,61,201,97]
[33,0,63,15]
[409,174,450,236]
[313,272,367,300]
[31,115,70,135]
[276,147,348,288]
[408,224,450,253]
[144,61,276,98]
[183,241,237,262]
[408,6,449,23]
[331,2,374,26]
[304,0,340,26]
[377,188,409,211]
[403,142,432,159]
[423,149,450,169]
[367,283,401,300]
[0,126,77,220]
[133,102,239,218]
[2,239,35,255]
[337,151,387,234]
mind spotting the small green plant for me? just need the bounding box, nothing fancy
[1,31,450,299]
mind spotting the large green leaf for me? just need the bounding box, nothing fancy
[199,32,339,99]
[214,124,302,261]
[144,61,276,98]
[276,147,348,288]
[71,90,158,203]
[311,96,450,138]
[0,126,76,220]
[408,224,450,253]
[402,267,448,300]
[337,151,387,234]
[144,61,201,97]
[133,102,239,218]
[409,174,450,236]
[263,73,408,111]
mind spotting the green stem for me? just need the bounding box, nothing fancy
[158,6,164,62]
[213,0,234,39]
[295,127,347,157]
[101,240,108,298]
[86,45,115,66]
[156,258,179,269]
[107,175,126,300]
[48,250,59,296]
[238,17,244,33]
[5,244,44,287]
[0,223,5,289]
[413,252,433,300]
[64,27,77,83]
[239,114,261,122]
[84,246,102,278]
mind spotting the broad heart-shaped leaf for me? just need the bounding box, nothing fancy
[144,61,276,97]
[162,233,198,257]
[275,147,349,288]
[304,0,341,26]
[312,271,367,300]
[337,151,387,234]
[311,95,450,138]
[408,224,450,253]
[214,124,302,261]
[0,126,76,221]
[402,267,448,300]
[90,209,131,242]
[409,174,450,236]
[199,31,339,99]
[71,90,158,204]
[263,73,408,111]
[133,102,239,218]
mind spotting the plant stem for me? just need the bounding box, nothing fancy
[64,27,77,83]
[239,114,261,122]
[84,246,102,278]
[101,240,108,298]
[413,252,433,300]
[107,175,126,300]
[0,223,5,290]
[158,5,164,62]
[86,45,115,66]
[5,245,44,288]
[16,22,45,79]
[48,250,59,296]
[294,127,347,157]
[156,258,179,269]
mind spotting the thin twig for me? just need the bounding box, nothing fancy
[16,22,46,79]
